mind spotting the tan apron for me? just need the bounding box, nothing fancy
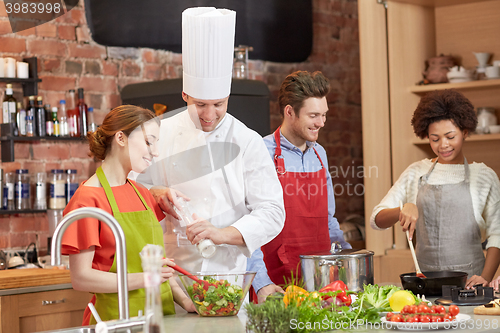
[415,158,485,278]
[91,167,175,324]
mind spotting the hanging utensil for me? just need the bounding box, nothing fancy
[400,201,426,278]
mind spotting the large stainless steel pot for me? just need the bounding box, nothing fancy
[299,245,374,292]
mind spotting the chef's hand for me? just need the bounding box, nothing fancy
[466,275,488,289]
[158,258,176,283]
[257,284,285,304]
[489,276,500,292]
[399,203,419,240]
[150,186,190,220]
[186,214,224,245]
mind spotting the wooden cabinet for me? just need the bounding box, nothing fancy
[0,288,92,333]
[358,0,500,283]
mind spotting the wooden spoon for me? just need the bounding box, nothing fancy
[171,264,210,290]
[401,201,426,278]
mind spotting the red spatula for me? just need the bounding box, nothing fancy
[401,201,426,278]
[171,264,210,290]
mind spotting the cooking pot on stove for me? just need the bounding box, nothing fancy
[300,243,374,292]
[400,271,467,296]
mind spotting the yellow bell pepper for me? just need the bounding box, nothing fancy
[283,285,309,307]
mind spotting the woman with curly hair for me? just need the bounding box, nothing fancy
[370,89,500,289]
[61,105,195,325]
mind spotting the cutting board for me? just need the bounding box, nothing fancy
[0,269,71,290]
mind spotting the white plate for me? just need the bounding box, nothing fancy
[380,314,471,330]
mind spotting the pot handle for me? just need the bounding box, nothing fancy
[318,259,341,267]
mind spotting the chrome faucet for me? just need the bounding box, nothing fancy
[51,207,130,320]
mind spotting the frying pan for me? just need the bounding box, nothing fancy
[400,271,467,296]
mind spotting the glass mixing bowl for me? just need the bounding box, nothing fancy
[178,271,256,316]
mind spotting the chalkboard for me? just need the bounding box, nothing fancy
[83,0,312,63]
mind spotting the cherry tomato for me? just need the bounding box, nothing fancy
[431,315,443,322]
[429,306,436,314]
[406,315,419,323]
[386,312,394,320]
[417,304,430,313]
[409,305,417,314]
[420,315,431,323]
[448,305,460,316]
[435,305,446,314]
[391,314,404,322]
[413,314,421,322]
[402,305,410,314]
[443,314,453,322]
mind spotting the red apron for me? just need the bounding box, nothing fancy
[261,128,331,286]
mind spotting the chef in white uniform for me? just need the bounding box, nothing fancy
[135,7,285,276]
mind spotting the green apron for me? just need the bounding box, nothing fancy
[90,167,175,324]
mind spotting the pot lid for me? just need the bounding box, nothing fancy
[299,248,374,259]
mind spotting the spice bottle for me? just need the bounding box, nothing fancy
[15,169,30,210]
[140,245,166,333]
[67,90,80,137]
[49,169,66,209]
[87,107,97,133]
[173,197,217,258]
[77,88,88,137]
[58,100,69,137]
[16,102,26,136]
[3,172,14,210]
[35,96,46,137]
[27,96,36,137]
[33,172,47,210]
[65,169,78,204]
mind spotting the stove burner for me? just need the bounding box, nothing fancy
[435,285,495,306]
[459,289,476,297]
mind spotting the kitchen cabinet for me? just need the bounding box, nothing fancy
[0,288,92,333]
[358,0,500,283]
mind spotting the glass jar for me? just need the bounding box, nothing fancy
[49,169,66,209]
[33,172,47,210]
[140,245,166,333]
[15,169,30,210]
[477,107,498,134]
[65,169,78,204]
[3,172,15,210]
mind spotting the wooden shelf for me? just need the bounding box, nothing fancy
[0,136,85,142]
[409,78,500,94]
[0,210,46,215]
[0,57,40,96]
[387,0,490,8]
[412,133,500,145]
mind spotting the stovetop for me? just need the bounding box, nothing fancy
[435,285,498,306]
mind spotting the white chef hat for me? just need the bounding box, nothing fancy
[182,7,236,100]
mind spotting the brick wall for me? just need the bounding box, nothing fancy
[0,0,362,252]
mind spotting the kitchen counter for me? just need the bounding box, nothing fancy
[0,268,72,295]
[161,301,500,333]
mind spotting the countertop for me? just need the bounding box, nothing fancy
[160,301,500,333]
[0,268,72,295]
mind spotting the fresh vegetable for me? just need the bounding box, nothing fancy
[245,286,380,333]
[387,303,460,323]
[186,277,243,316]
[318,280,352,306]
[389,290,416,312]
[354,284,400,311]
[283,285,309,307]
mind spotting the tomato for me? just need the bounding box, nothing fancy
[407,316,419,323]
[413,314,421,322]
[443,314,453,322]
[431,315,443,322]
[390,314,404,322]
[448,305,460,316]
[386,312,394,320]
[408,305,417,314]
[420,315,431,323]
[417,304,430,313]
[402,305,411,314]
[435,305,446,314]
[429,306,436,314]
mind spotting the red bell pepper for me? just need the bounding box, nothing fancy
[319,281,351,306]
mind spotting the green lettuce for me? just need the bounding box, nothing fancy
[357,284,400,311]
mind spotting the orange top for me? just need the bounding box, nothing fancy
[61,180,165,272]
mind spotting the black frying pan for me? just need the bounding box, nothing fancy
[400,271,467,296]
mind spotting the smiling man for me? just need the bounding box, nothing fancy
[135,7,285,281]
[247,71,351,303]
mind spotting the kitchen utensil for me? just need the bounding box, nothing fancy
[177,271,256,316]
[477,107,498,134]
[400,270,467,296]
[489,125,500,134]
[422,54,455,83]
[435,285,494,306]
[171,264,209,290]
[485,65,500,79]
[88,302,102,323]
[401,201,426,278]
[446,66,473,83]
[300,244,374,292]
[8,255,24,268]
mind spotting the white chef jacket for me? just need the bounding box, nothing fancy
[135,109,285,274]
